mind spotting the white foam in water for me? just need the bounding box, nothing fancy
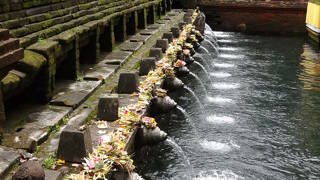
[219,47,242,51]
[194,170,243,180]
[213,63,235,68]
[210,72,232,78]
[217,39,234,43]
[200,140,232,153]
[212,83,240,89]
[207,96,233,103]
[200,140,240,153]
[219,54,244,59]
[206,115,235,124]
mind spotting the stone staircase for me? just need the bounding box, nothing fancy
[0,0,173,123]
[0,28,24,122]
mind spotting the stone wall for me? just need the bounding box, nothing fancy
[0,0,172,122]
[173,0,307,34]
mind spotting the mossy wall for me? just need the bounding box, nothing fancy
[0,0,170,104]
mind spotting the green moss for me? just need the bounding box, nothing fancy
[22,50,47,72]
[1,73,20,96]
[10,27,29,38]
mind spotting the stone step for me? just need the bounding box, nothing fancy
[0,38,20,57]
[0,48,24,69]
[0,29,9,42]
[0,146,20,177]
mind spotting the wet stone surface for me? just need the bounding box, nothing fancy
[3,105,72,152]
[44,169,62,180]
[119,41,144,52]
[50,80,102,108]
[140,29,158,35]
[157,20,167,24]
[105,51,132,61]
[129,34,151,44]
[0,146,20,177]
[147,24,163,29]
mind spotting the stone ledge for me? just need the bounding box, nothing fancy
[0,146,20,178]
[50,80,102,109]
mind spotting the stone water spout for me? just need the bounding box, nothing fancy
[193,53,212,71]
[175,66,190,77]
[161,77,185,91]
[137,126,167,146]
[149,96,177,114]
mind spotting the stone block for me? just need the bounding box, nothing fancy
[0,29,9,41]
[171,27,180,38]
[118,73,138,94]
[149,48,163,60]
[13,160,45,180]
[57,126,92,163]
[0,48,24,69]
[155,39,168,53]
[139,57,156,76]
[97,94,119,121]
[0,146,20,177]
[162,32,173,43]
[45,169,62,180]
[0,38,20,56]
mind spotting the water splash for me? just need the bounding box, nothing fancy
[190,61,213,86]
[202,39,219,55]
[188,72,208,96]
[200,140,240,153]
[219,54,244,59]
[212,83,240,90]
[194,170,243,180]
[206,115,235,124]
[210,72,232,78]
[176,105,200,139]
[207,96,233,103]
[183,86,204,109]
[196,46,210,54]
[193,53,213,71]
[213,63,235,68]
[219,47,243,52]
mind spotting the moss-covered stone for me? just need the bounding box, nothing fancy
[18,50,46,73]
[1,72,20,97]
